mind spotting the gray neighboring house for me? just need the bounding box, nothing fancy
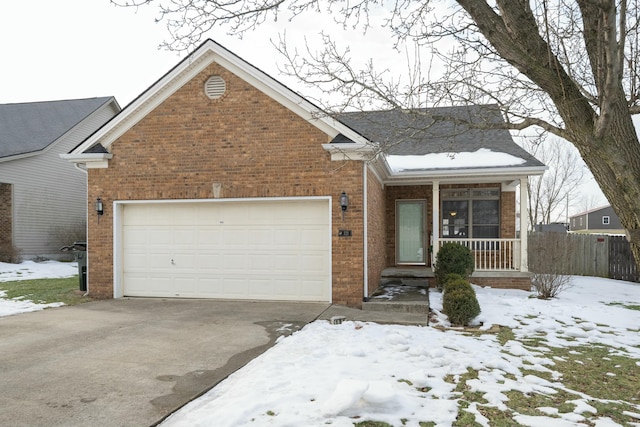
[569,205,624,234]
[0,97,120,259]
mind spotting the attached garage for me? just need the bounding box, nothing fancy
[115,198,331,302]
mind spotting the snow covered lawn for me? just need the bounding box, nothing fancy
[2,262,639,426]
[162,277,640,427]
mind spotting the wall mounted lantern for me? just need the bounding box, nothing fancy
[95,197,104,223]
[339,191,349,220]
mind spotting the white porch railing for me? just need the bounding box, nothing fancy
[439,238,521,271]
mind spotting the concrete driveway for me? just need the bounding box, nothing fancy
[0,298,329,427]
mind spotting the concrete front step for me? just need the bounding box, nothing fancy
[362,300,430,314]
[381,267,433,279]
[380,277,431,287]
[365,284,430,314]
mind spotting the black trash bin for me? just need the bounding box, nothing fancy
[61,242,87,291]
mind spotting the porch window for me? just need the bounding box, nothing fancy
[441,188,500,239]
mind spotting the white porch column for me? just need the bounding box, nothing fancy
[432,180,440,266]
[520,177,529,272]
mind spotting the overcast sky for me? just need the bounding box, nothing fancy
[0,0,403,107]
[1,0,608,211]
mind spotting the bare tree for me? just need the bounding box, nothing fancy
[578,191,608,214]
[524,136,586,228]
[112,0,640,262]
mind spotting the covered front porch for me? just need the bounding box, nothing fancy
[373,177,533,291]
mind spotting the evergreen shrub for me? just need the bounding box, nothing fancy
[434,242,474,289]
[442,284,481,326]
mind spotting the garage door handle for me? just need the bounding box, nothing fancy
[171,259,175,265]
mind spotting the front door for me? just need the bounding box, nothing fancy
[397,200,427,265]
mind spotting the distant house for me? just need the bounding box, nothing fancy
[0,97,120,259]
[569,205,624,234]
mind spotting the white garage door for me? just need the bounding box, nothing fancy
[121,199,331,301]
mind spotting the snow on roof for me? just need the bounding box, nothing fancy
[387,148,527,172]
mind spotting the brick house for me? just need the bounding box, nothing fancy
[64,40,545,307]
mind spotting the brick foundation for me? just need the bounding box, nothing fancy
[470,275,532,291]
[0,183,12,246]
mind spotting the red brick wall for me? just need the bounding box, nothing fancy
[0,183,12,245]
[87,62,365,306]
[366,168,386,296]
[501,191,516,238]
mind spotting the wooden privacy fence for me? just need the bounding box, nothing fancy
[528,233,640,282]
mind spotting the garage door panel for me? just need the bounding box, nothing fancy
[197,228,222,245]
[145,229,172,246]
[125,275,172,296]
[122,200,330,301]
[299,279,327,298]
[123,228,150,246]
[172,228,198,246]
[301,228,327,247]
[221,228,250,246]
[300,254,329,273]
[221,278,251,296]
[270,254,303,272]
[222,253,248,271]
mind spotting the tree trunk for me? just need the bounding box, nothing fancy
[458,0,640,266]
[571,94,640,266]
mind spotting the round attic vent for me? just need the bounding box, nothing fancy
[204,76,226,99]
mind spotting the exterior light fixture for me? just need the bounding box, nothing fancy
[340,192,349,220]
[95,197,104,223]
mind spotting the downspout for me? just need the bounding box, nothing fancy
[431,181,440,266]
[363,163,369,301]
[75,163,90,296]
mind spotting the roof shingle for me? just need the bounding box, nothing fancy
[335,105,544,169]
[0,97,113,159]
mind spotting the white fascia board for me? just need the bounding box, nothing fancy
[391,165,547,178]
[322,142,376,161]
[60,153,113,169]
[383,164,547,185]
[379,153,546,181]
[72,40,371,155]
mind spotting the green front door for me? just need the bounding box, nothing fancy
[397,201,426,265]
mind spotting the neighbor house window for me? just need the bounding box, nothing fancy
[603,216,610,225]
[441,188,500,239]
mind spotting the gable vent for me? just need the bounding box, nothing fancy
[204,76,226,99]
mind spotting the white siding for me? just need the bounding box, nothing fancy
[0,102,119,258]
